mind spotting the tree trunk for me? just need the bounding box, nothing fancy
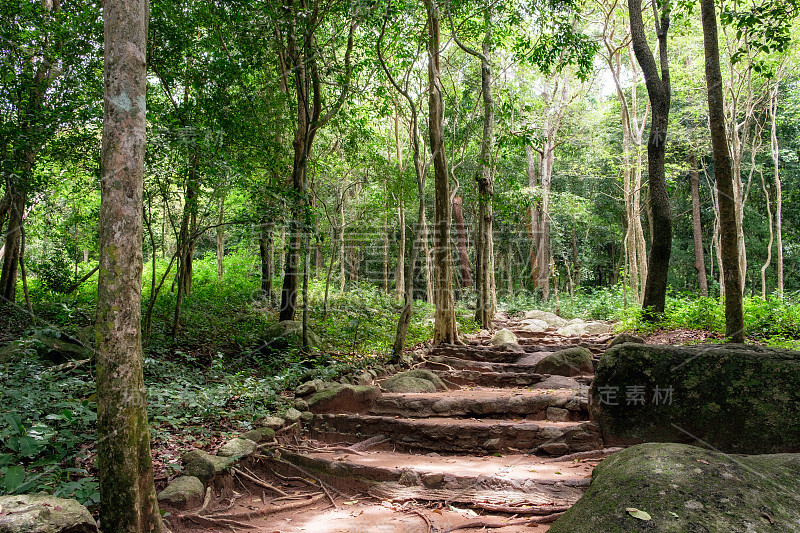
[396,199,405,302]
[425,0,458,345]
[701,0,744,341]
[0,187,26,302]
[769,81,784,297]
[96,0,165,529]
[629,0,672,319]
[689,153,709,296]
[260,221,273,301]
[452,195,472,288]
[760,169,773,299]
[216,194,225,279]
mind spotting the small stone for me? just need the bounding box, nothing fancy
[0,494,97,533]
[218,437,257,458]
[182,449,234,482]
[482,438,502,450]
[496,342,525,353]
[157,476,205,510]
[356,371,373,385]
[257,416,285,430]
[539,442,570,455]
[283,408,302,423]
[241,427,275,443]
[295,379,326,397]
[293,398,309,411]
[300,411,314,422]
[546,407,570,422]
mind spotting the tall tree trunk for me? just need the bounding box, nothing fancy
[452,194,472,288]
[260,220,273,301]
[629,0,672,319]
[396,198,405,302]
[690,154,709,296]
[216,194,225,279]
[760,169,773,299]
[425,0,458,345]
[0,186,26,302]
[769,81,784,298]
[97,0,164,529]
[701,0,744,341]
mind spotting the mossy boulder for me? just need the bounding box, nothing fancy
[523,310,568,328]
[307,383,380,413]
[258,320,322,353]
[157,475,205,510]
[217,437,257,458]
[382,369,447,393]
[535,347,594,376]
[182,449,235,482]
[591,343,800,453]
[241,426,275,443]
[607,333,645,348]
[550,443,800,532]
[0,494,97,533]
[0,330,92,364]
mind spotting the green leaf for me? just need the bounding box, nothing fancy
[3,465,25,492]
[2,413,25,436]
[626,508,652,521]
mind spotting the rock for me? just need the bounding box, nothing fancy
[382,369,447,393]
[283,408,302,424]
[256,416,285,430]
[489,328,517,346]
[557,323,586,336]
[546,407,570,422]
[538,442,570,455]
[591,343,800,453]
[0,330,93,365]
[241,427,275,443]
[523,310,568,328]
[295,379,326,397]
[307,384,381,413]
[495,342,525,353]
[520,319,548,332]
[549,443,800,533]
[567,318,584,325]
[182,449,235,482]
[258,320,322,353]
[157,476,205,510]
[300,411,314,422]
[535,347,594,377]
[583,321,612,335]
[607,333,645,347]
[217,437,257,458]
[356,371,373,385]
[0,494,97,533]
[293,398,309,411]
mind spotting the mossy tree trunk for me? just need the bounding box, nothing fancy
[96,0,164,530]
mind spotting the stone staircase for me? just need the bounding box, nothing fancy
[282,313,617,526]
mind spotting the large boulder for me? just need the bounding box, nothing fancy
[523,310,568,328]
[182,449,235,482]
[381,369,447,393]
[0,330,92,364]
[307,383,381,413]
[557,323,586,336]
[591,343,800,453]
[535,347,594,376]
[0,494,97,533]
[583,321,613,335]
[607,333,645,348]
[550,443,800,532]
[519,319,548,332]
[217,437,257,458]
[258,320,322,352]
[157,475,205,510]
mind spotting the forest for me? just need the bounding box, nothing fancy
[2,0,800,531]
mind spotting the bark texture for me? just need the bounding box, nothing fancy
[629,0,672,318]
[689,154,709,296]
[701,0,744,341]
[425,0,458,345]
[96,0,164,530]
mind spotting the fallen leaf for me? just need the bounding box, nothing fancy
[626,508,652,521]
[696,459,709,465]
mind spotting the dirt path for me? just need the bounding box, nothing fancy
[169,313,618,532]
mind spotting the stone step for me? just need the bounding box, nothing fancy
[279,448,590,510]
[370,387,589,420]
[307,414,603,456]
[433,369,547,388]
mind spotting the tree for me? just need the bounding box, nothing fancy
[95,0,164,530]
[424,0,459,345]
[701,0,744,341]
[629,0,672,318]
[689,153,709,296]
[276,0,357,323]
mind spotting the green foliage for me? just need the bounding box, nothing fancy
[29,243,74,293]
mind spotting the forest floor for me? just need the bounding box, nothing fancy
[164,313,639,533]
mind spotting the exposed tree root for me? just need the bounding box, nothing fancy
[231,467,288,496]
[541,447,623,463]
[474,502,571,515]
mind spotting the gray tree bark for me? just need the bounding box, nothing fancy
[96,0,165,529]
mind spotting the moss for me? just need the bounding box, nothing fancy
[591,344,800,453]
[550,443,800,532]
